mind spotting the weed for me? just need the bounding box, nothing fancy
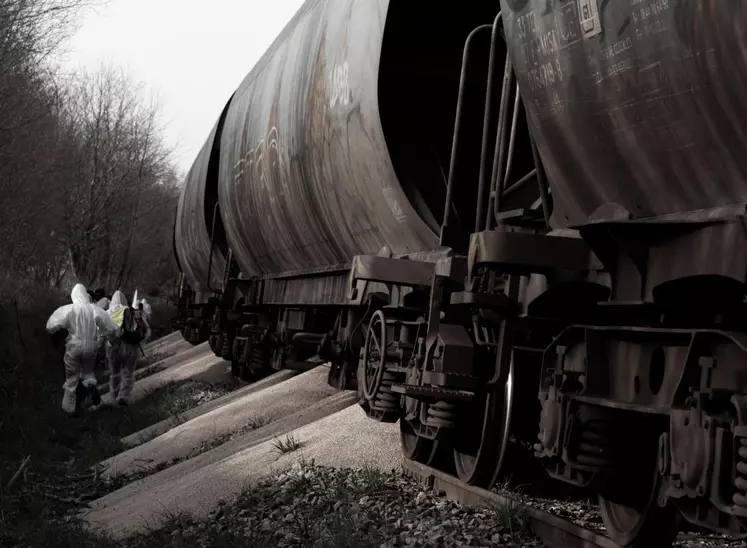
[247,413,270,430]
[271,433,303,455]
[358,465,388,493]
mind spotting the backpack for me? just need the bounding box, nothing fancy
[111,306,146,345]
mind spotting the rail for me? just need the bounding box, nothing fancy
[401,459,618,548]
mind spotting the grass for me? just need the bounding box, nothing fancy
[271,433,303,455]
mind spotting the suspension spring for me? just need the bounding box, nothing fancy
[372,372,401,412]
[250,344,270,373]
[426,401,459,428]
[733,438,747,509]
[574,418,627,470]
[221,334,233,360]
[233,338,246,363]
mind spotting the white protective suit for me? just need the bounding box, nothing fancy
[132,291,153,344]
[46,284,119,414]
[96,297,111,310]
[107,291,151,405]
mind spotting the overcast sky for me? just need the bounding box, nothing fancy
[60,0,305,175]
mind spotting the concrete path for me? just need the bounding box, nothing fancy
[136,341,211,379]
[99,339,203,398]
[101,367,337,476]
[131,352,231,402]
[83,404,400,538]
[143,332,182,354]
[121,370,299,448]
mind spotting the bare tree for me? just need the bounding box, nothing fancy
[60,65,178,290]
[0,0,178,301]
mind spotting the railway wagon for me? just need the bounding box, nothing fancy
[171,0,747,545]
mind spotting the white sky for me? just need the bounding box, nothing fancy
[60,0,305,175]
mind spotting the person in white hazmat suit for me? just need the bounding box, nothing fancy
[132,291,153,344]
[46,283,119,414]
[107,291,150,405]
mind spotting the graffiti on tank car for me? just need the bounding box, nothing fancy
[328,61,351,108]
[233,127,286,203]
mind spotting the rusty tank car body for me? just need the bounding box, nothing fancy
[171,0,747,545]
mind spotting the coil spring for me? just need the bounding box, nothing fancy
[221,335,233,360]
[372,372,400,412]
[233,339,246,363]
[733,438,747,508]
[250,344,270,373]
[230,339,243,378]
[574,419,625,469]
[426,401,458,428]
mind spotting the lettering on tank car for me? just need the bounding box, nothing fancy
[521,29,561,65]
[630,0,672,36]
[527,60,564,91]
[631,0,670,22]
[516,9,538,40]
[328,61,351,109]
[608,59,633,78]
[601,37,633,60]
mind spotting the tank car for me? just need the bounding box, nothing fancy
[172,0,747,545]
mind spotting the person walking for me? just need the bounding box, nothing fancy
[46,284,119,414]
[107,291,150,405]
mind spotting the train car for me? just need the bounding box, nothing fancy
[172,0,747,546]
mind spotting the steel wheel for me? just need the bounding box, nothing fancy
[400,418,439,464]
[453,355,514,487]
[361,310,386,401]
[599,471,681,547]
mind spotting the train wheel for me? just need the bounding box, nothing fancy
[400,418,439,465]
[599,460,681,547]
[453,355,514,487]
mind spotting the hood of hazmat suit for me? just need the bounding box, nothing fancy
[96,297,111,310]
[109,290,127,313]
[140,298,152,322]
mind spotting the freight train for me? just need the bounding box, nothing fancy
[170,1,747,545]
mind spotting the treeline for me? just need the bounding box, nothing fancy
[0,0,180,302]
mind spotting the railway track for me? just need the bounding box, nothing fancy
[403,458,621,548]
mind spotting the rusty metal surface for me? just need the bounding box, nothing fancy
[402,459,618,548]
[218,0,501,278]
[500,0,747,227]
[175,116,227,295]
